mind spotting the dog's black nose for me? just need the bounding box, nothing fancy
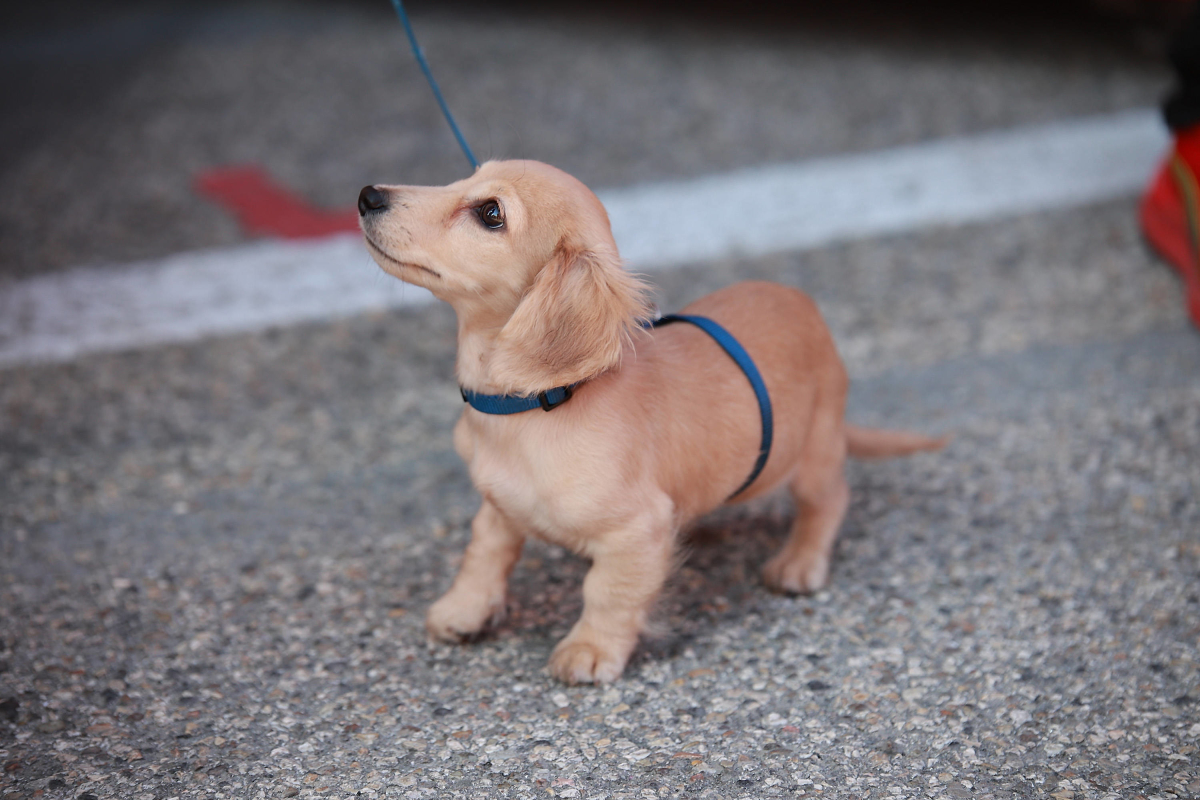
[358,185,389,216]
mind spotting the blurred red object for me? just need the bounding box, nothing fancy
[1140,125,1200,328]
[195,166,359,239]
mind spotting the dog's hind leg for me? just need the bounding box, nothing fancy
[548,496,675,684]
[762,419,850,595]
[427,499,525,642]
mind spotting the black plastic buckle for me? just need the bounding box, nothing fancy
[537,386,572,411]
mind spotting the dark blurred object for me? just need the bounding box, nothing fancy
[1086,0,1198,53]
[1088,0,1196,26]
[1162,1,1200,128]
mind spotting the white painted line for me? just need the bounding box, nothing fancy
[606,108,1167,266]
[0,235,434,367]
[0,109,1169,367]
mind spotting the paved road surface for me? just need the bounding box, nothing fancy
[1,3,1197,800]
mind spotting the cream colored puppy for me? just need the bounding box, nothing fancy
[358,160,943,684]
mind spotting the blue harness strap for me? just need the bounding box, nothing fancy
[459,313,774,498]
[649,314,774,499]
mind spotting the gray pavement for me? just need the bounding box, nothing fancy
[1,3,1198,800]
[0,1,1168,278]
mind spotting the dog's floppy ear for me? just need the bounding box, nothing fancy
[489,241,652,394]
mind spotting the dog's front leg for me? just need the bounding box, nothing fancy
[427,499,525,642]
[548,501,675,684]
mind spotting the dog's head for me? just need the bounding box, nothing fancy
[359,160,652,393]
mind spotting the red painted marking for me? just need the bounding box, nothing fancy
[194,165,360,239]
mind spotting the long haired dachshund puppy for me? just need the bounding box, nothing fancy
[359,160,944,684]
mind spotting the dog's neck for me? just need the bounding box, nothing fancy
[455,318,510,394]
[449,242,651,397]
[447,294,530,394]
[453,312,629,396]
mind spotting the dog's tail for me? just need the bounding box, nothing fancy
[845,424,949,460]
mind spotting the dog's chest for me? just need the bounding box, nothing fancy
[457,416,609,547]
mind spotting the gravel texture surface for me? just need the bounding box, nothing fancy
[3,199,1198,799]
[2,2,1198,799]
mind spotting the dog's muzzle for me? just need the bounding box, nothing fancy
[358,185,390,216]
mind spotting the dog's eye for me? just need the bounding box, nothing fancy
[476,200,505,230]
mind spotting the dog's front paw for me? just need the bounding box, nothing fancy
[426,588,505,643]
[548,630,632,684]
[762,550,830,595]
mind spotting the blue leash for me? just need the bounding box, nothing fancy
[461,314,774,499]
[389,0,479,170]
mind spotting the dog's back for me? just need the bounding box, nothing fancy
[582,281,848,520]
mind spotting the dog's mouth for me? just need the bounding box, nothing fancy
[363,237,441,280]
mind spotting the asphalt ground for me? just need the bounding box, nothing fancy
[1,2,1199,800]
[0,0,1171,277]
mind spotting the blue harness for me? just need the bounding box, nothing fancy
[460,314,774,498]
